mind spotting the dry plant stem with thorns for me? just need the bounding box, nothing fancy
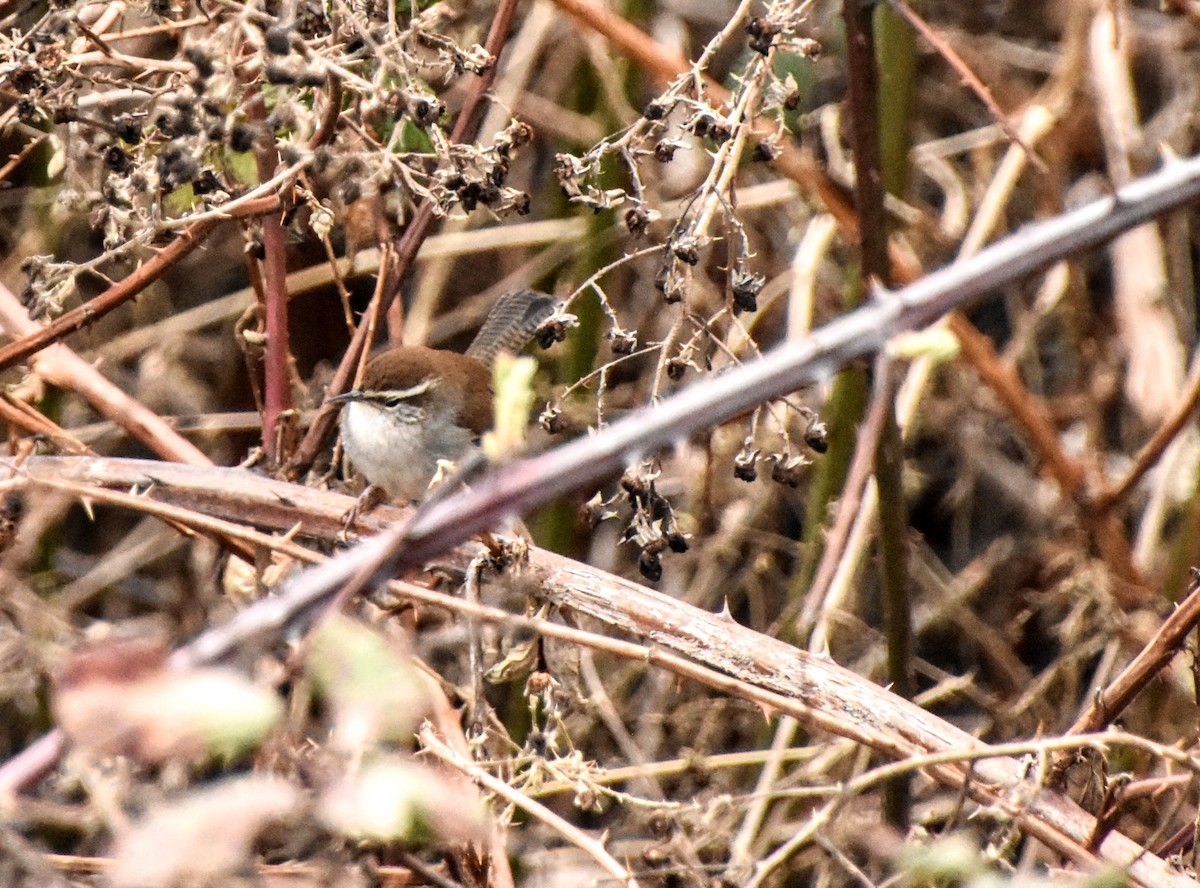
[553,0,1150,602]
[11,0,1200,884]
[4,149,1200,884]
[1,454,1199,887]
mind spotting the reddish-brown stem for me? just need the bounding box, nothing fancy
[0,196,281,373]
[1094,359,1200,512]
[1060,578,1200,740]
[285,0,526,479]
[548,0,689,85]
[947,314,1144,597]
[256,161,294,463]
[0,134,48,187]
[885,0,1047,173]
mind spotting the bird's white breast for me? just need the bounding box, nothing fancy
[340,400,476,500]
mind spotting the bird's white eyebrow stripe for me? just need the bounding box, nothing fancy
[372,378,437,400]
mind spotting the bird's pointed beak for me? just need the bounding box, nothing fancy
[325,390,363,407]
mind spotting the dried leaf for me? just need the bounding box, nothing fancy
[110,776,300,888]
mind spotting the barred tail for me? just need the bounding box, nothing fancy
[465,289,556,366]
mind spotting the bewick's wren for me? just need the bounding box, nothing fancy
[330,289,556,500]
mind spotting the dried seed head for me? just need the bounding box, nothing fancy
[731,269,764,313]
[673,236,700,266]
[625,205,651,236]
[265,25,292,55]
[746,15,782,54]
[536,318,567,349]
[580,492,617,528]
[228,123,255,152]
[654,139,681,162]
[116,116,142,144]
[156,147,199,191]
[638,549,663,582]
[409,94,445,128]
[643,99,669,121]
[192,169,220,194]
[655,264,685,304]
[540,406,564,435]
[104,145,130,174]
[609,329,637,355]
[753,141,779,162]
[184,46,214,78]
[770,454,808,487]
[620,471,648,500]
[16,99,39,124]
[734,445,759,482]
[804,417,828,454]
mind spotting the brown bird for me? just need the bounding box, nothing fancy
[329,289,555,500]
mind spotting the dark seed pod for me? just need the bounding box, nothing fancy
[228,123,255,152]
[298,69,328,87]
[752,141,779,162]
[770,455,806,488]
[731,270,764,313]
[192,169,220,194]
[620,472,648,501]
[157,147,199,191]
[665,358,687,381]
[734,447,759,482]
[536,318,567,349]
[610,329,637,355]
[11,66,40,93]
[116,117,142,144]
[673,241,699,266]
[540,406,564,435]
[643,99,668,121]
[666,532,689,553]
[746,15,781,55]
[459,180,483,211]
[410,96,445,128]
[707,119,732,143]
[804,418,828,454]
[625,205,651,236]
[184,46,214,78]
[265,25,292,55]
[265,62,298,84]
[478,183,501,206]
[16,99,39,124]
[104,145,130,174]
[638,549,663,582]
